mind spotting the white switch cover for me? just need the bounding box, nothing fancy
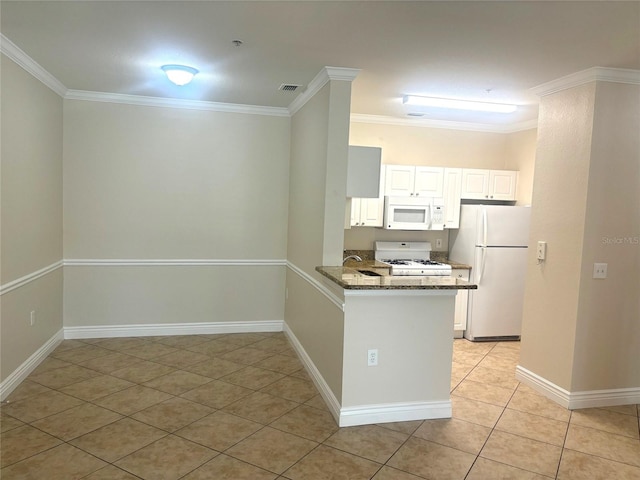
[536,241,547,261]
[593,263,607,279]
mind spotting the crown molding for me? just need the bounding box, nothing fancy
[531,67,640,97]
[288,66,360,116]
[0,34,67,97]
[350,114,537,134]
[65,90,290,117]
[2,37,539,131]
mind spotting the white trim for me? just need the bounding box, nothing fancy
[0,329,64,401]
[515,365,571,408]
[350,113,538,134]
[567,387,640,410]
[286,262,345,311]
[283,322,342,423]
[339,401,452,427]
[324,66,361,83]
[64,258,287,267]
[531,67,640,97]
[64,320,283,340]
[0,34,67,97]
[344,289,458,298]
[0,261,64,296]
[516,365,640,410]
[65,90,290,117]
[288,66,360,116]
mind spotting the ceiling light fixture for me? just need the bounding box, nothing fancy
[403,95,517,113]
[161,65,199,86]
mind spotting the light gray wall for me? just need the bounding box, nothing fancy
[1,55,63,381]
[285,77,354,403]
[573,81,640,391]
[63,100,291,328]
[520,80,640,394]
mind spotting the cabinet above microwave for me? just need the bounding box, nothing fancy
[384,165,444,197]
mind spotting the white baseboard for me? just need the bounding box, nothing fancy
[516,365,640,410]
[284,322,452,427]
[283,323,342,423]
[0,329,64,401]
[339,401,452,427]
[64,320,284,339]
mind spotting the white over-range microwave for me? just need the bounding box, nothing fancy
[383,196,445,230]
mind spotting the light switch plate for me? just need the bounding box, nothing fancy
[536,241,547,261]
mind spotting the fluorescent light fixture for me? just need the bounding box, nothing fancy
[161,65,198,86]
[403,95,517,113]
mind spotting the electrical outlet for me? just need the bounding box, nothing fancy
[593,263,607,279]
[30,311,36,326]
[367,349,378,366]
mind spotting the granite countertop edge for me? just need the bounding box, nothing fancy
[316,266,478,290]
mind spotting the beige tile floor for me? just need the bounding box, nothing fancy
[1,333,639,479]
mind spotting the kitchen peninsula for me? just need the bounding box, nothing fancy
[311,265,476,427]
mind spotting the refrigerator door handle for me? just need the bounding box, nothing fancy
[482,208,488,247]
[475,208,488,284]
[477,246,486,284]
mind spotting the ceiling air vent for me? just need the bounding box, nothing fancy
[279,83,301,92]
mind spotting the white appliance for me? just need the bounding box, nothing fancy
[375,241,452,276]
[449,205,531,341]
[383,196,445,231]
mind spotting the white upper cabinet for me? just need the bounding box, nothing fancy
[347,146,382,198]
[489,170,518,200]
[443,168,462,229]
[384,165,444,197]
[346,161,385,228]
[350,197,384,227]
[461,169,517,201]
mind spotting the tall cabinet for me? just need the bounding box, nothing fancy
[442,168,462,229]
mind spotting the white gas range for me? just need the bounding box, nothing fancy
[374,241,452,276]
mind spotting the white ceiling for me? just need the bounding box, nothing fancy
[2,1,639,128]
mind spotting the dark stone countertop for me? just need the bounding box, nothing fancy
[316,266,477,290]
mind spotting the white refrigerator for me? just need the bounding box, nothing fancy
[449,205,531,341]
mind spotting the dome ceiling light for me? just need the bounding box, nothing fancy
[161,64,199,86]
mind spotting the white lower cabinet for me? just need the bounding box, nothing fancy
[452,268,470,337]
